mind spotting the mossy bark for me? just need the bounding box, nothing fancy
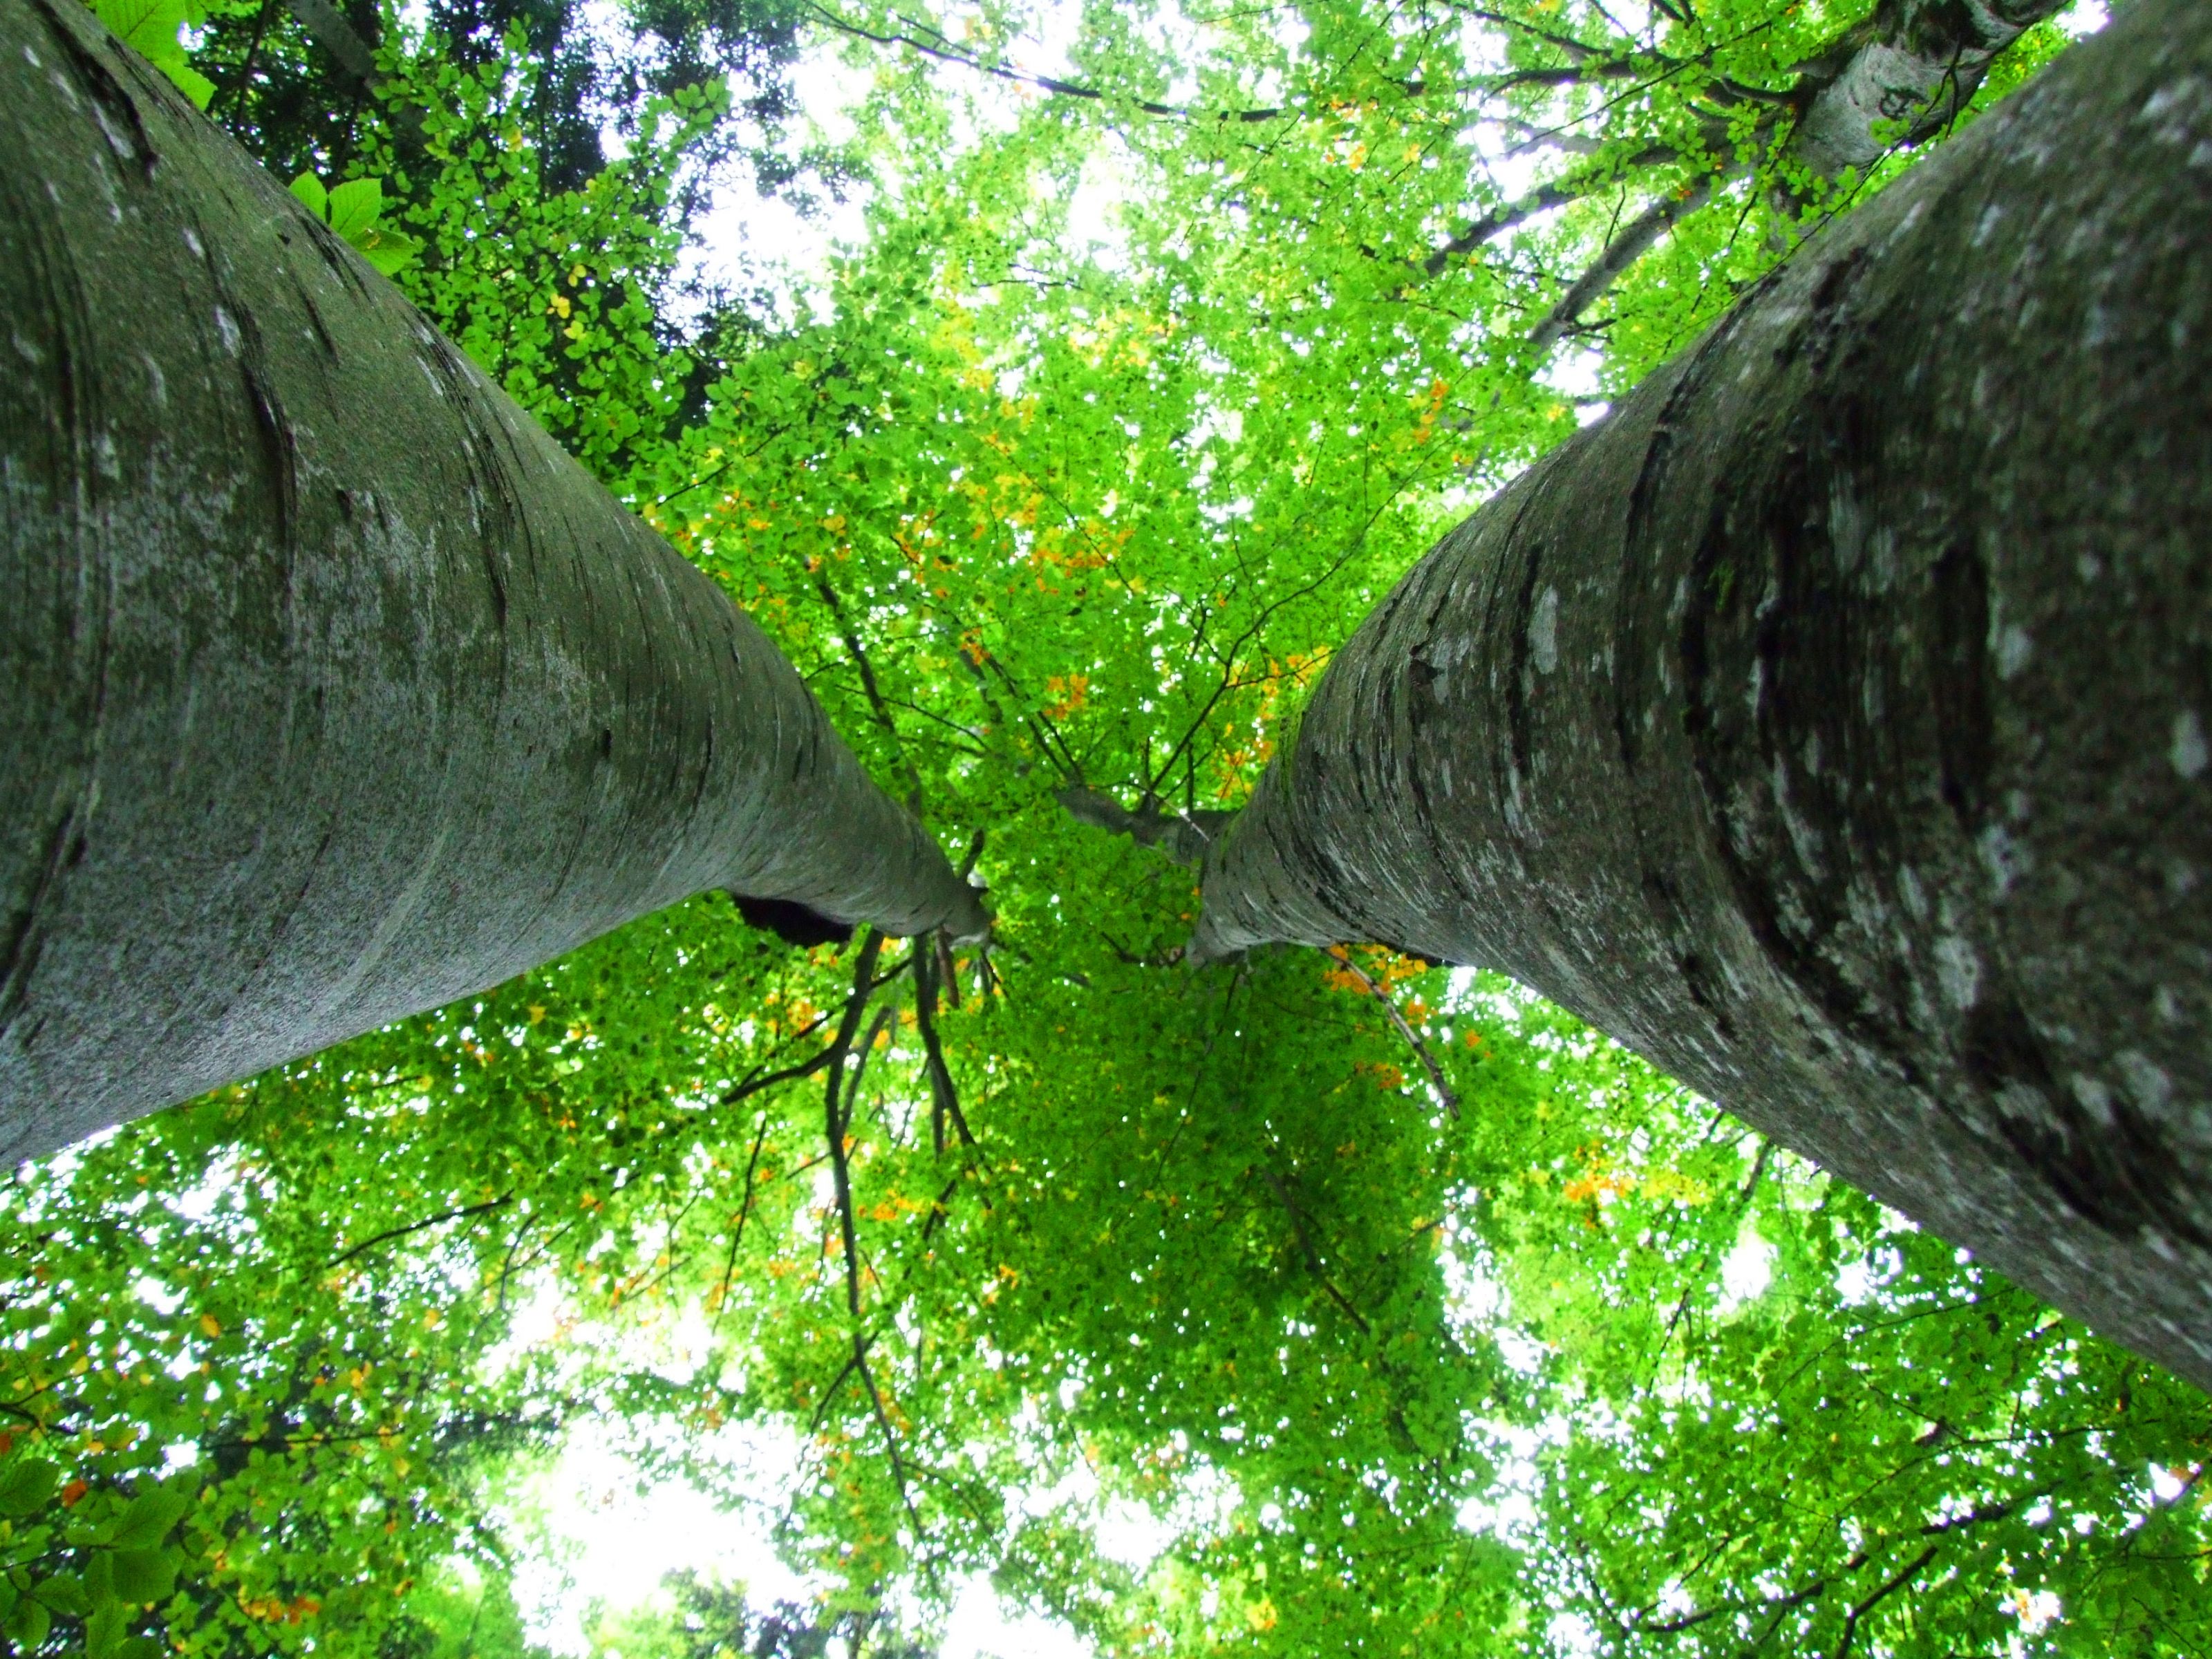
[1197,0,2212,1390]
[0,0,984,1162]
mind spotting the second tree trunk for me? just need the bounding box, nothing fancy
[1196,0,2212,1391]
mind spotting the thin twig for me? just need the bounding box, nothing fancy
[850,994,901,1121]
[807,1335,871,1432]
[325,1194,512,1271]
[718,957,912,1107]
[1530,176,1720,353]
[915,944,973,1153]
[1423,143,1682,276]
[805,0,1282,123]
[822,930,888,1317]
[1260,1168,1371,1335]
[709,1113,775,1335]
[817,930,930,1553]
[1831,1546,1939,1659]
[919,1170,966,1242]
[935,932,962,1012]
[1643,1136,1770,1385]
[1327,948,1460,1118]
[815,572,924,808]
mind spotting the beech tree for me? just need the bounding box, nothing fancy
[1,2,2206,1657]
[1195,0,2212,1392]
[0,0,982,1165]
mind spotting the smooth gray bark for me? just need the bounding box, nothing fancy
[1055,787,1230,871]
[1784,0,2073,186]
[1196,0,2212,1390]
[0,0,984,1164]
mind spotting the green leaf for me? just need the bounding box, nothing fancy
[3,1593,48,1648]
[324,178,384,243]
[171,59,214,109]
[91,0,185,57]
[111,1485,192,1550]
[89,0,211,105]
[108,1548,177,1605]
[290,174,415,272]
[35,1573,84,1616]
[0,1458,59,1517]
[357,228,423,277]
[84,1595,127,1659]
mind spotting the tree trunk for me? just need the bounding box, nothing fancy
[1194,0,2212,1391]
[0,0,984,1163]
[1782,0,2074,187]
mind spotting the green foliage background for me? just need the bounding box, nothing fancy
[5,0,2205,1654]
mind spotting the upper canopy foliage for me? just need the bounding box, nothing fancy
[5,0,2204,1656]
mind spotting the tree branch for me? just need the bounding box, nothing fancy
[815,572,924,810]
[915,939,974,1154]
[1830,1545,1939,1659]
[806,1333,871,1432]
[1422,0,2064,302]
[822,930,888,1320]
[1641,1136,1772,1385]
[325,1194,512,1271]
[1776,0,2073,204]
[719,1040,842,1107]
[1260,1167,1371,1335]
[816,928,927,1548]
[1424,143,1685,275]
[709,1113,775,1334]
[285,0,377,84]
[1325,946,1460,1118]
[279,0,425,142]
[806,1,1283,122]
[717,957,911,1107]
[1056,785,1232,870]
[1529,176,1718,353]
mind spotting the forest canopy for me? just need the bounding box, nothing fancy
[3,1,2206,1656]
